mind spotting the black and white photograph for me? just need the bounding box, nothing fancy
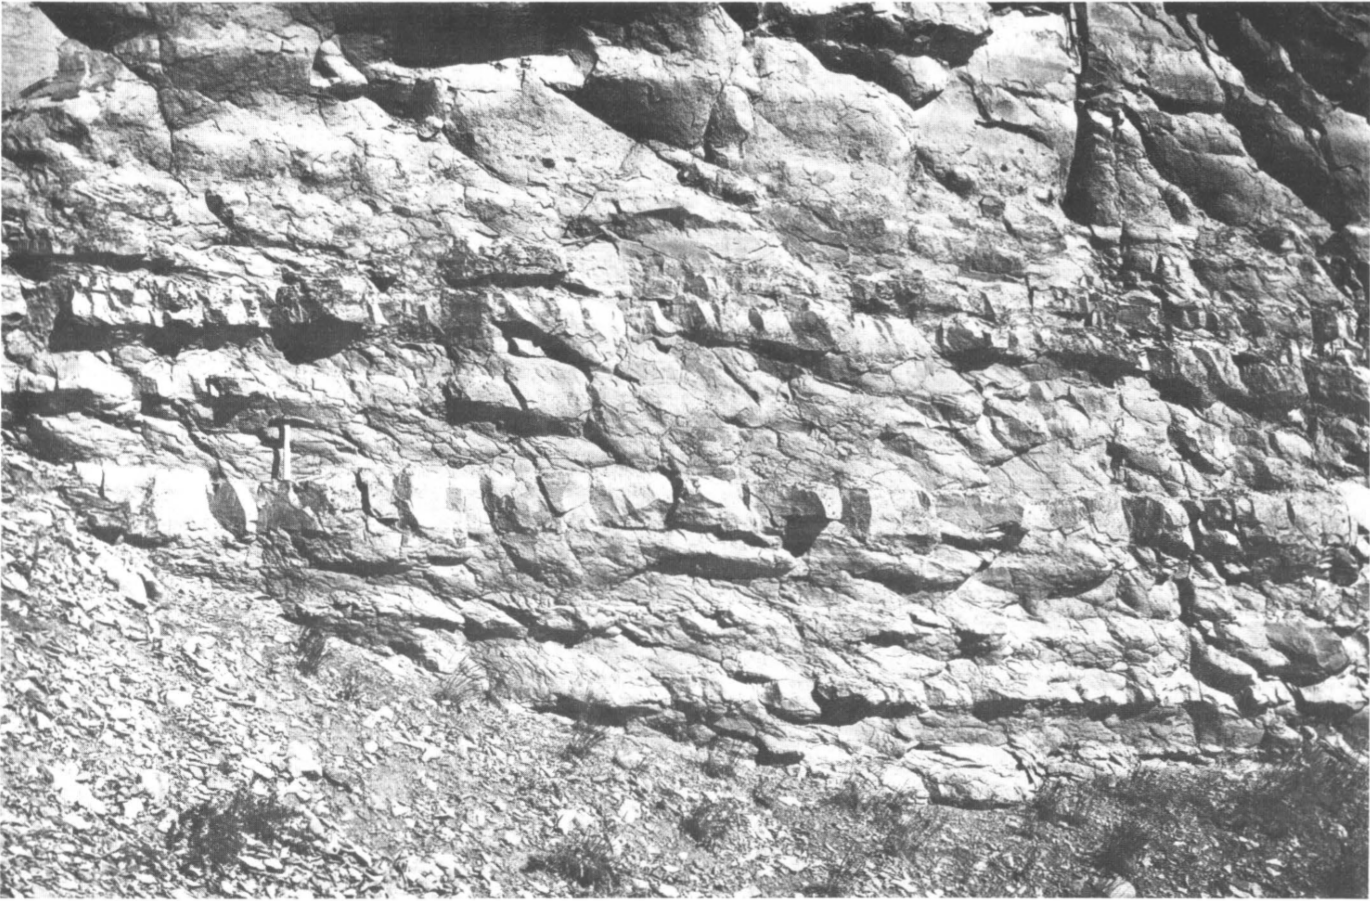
[1,2,1367,897]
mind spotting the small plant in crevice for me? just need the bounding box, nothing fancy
[824,774,877,816]
[1220,745,1368,837]
[1209,746,1370,894]
[1007,841,1045,884]
[561,701,611,762]
[259,642,288,676]
[435,656,487,710]
[166,788,304,876]
[682,797,748,850]
[1185,699,1232,749]
[1028,777,1096,826]
[751,775,782,809]
[1094,819,1151,880]
[874,796,948,863]
[1100,763,1212,835]
[529,820,621,895]
[1325,820,1370,899]
[335,661,368,703]
[970,852,1017,898]
[647,713,692,744]
[294,624,328,676]
[701,740,740,779]
[804,845,871,897]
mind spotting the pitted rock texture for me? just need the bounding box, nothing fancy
[3,2,1367,804]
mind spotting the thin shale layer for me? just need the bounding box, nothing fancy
[2,1,1366,804]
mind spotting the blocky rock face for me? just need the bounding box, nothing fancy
[3,2,1367,802]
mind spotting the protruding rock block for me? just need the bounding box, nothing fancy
[450,467,491,538]
[572,5,741,150]
[705,84,754,167]
[1,3,66,107]
[76,464,217,545]
[764,679,822,722]
[669,476,759,536]
[483,460,553,534]
[210,478,259,540]
[504,357,593,422]
[1124,496,1194,557]
[476,639,672,714]
[1191,635,1260,694]
[590,467,674,530]
[899,744,1033,807]
[255,482,323,535]
[395,467,465,542]
[25,352,140,416]
[645,530,796,580]
[355,469,399,522]
[538,470,592,517]
[94,551,148,605]
[441,238,567,289]
[729,650,802,684]
[1265,622,1351,681]
[1295,672,1367,719]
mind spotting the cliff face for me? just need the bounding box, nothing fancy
[3,1,1367,803]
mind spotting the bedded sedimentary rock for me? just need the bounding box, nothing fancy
[3,2,1366,803]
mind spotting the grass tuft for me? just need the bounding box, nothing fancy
[804,845,870,897]
[561,702,610,762]
[1109,765,1171,808]
[530,825,621,894]
[435,656,487,710]
[873,796,947,862]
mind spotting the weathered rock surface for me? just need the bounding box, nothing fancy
[3,2,1366,803]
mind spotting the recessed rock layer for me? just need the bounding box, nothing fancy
[3,2,1367,805]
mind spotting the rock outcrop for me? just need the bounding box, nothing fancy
[3,2,1367,804]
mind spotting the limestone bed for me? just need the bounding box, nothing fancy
[2,2,1367,804]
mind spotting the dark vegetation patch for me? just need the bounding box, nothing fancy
[1027,776,1097,826]
[701,739,741,779]
[166,788,306,878]
[334,661,369,703]
[682,797,747,850]
[293,624,328,676]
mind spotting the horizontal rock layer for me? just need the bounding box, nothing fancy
[3,1,1367,803]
